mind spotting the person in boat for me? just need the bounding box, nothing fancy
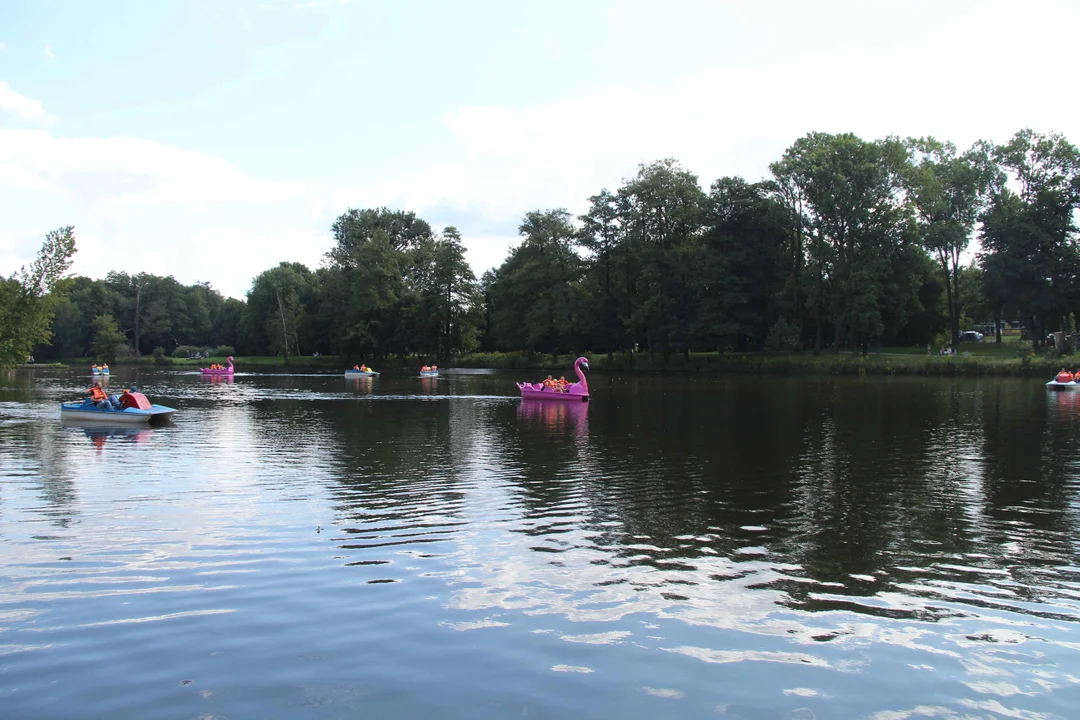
[557,376,569,392]
[542,375,555,390]
[360,364,369,372]
[102,363,108,370]
[87,382,114,410]
[422,365,429,371]
[431,365,437,370]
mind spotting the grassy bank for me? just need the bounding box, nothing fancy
[453,347,1067,377]
[43,343,1071,377]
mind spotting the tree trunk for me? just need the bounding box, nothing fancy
[276,288,290,359]
[950,262,961,347]
[941,260,958,346]
[994,308,1002,344]
[134,284,142,357]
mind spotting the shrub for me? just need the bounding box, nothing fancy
[153,346,173,366]
[172,345,203,359]
[764,318,801,353]
[212,345,235,357]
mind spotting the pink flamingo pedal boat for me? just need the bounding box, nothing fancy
[200,355,235,376]
[517,357,589,401]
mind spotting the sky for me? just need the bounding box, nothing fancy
[2,0,1079,299]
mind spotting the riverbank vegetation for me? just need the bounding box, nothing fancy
[7,128,1080,372]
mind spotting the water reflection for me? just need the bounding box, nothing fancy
[346,376,374,393]
[517,399,589,437]
[1,372,1078,719]
[200,373,235,384]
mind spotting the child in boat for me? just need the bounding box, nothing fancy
[542,375,554,389]
[557,376,569,391]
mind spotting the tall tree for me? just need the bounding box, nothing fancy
[486,210,582,356]
[0,226,77,367]
[617,159,706,359]
[770,133,916,354]
[978,129,1080,345]
[693,177,791,352]
[329,207,433,261]
[90,314,126,363]
[905,138,989,346]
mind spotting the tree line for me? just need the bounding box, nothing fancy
[4,128,1078,368]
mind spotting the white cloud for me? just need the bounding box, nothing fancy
[330,0,1080,269]
[0,128,301,207]
[0,41,7,52]
[0,81,52,124]
[43,45,54,61]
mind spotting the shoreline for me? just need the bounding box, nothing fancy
[15,350,1072,377]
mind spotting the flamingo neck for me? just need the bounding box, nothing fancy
[575,360,587,387]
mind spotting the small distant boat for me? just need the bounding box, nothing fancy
[60,391,176,424]
[201,356,235,376]
[419,368,439,377]
[91,365,110,375]
[517,357,590,401]
[345,368,379,377]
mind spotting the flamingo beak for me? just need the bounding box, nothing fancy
[582,360,589,371]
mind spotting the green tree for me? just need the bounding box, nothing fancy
[693,177,791,351]
[329,207,433,260]
[978,129,1080,346]
[244,263,319,358]
[427,227,480,360]
[486,209,582,356]
[618,159,706,360]
[905,138,989,346]
[771,133,917,354]
[0,226,77,367]
[90,314,127,363]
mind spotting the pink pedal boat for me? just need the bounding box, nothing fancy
[517,357,589,401]
[200,355,235,376]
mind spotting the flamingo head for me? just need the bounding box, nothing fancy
[227,356,234,362]
[577,357,589,372]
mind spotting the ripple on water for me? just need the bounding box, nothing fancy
[1,372,1079,718]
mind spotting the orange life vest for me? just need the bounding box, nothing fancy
[90,386,107,401]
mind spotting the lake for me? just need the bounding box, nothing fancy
[1,368,1078,719]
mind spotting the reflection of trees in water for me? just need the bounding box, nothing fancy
[0,420,78,529]
[783,380,990,606]
[976,385,1080,595]
[321,399,499,529]
[312,377,1080,631]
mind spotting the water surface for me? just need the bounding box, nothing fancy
[1,369,1078,719]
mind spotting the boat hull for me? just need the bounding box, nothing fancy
[517,385,588,401]
[345,371,379,377]
[419,371,439,377]
[200,369,234,376]
[1046,380,1080,389]
[91,370,110,375]
[60,402,177,423]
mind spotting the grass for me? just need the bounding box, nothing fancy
[454,345,1065,377]
[39,339,1069,377]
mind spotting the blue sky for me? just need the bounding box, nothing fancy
[2,0,1078,298]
